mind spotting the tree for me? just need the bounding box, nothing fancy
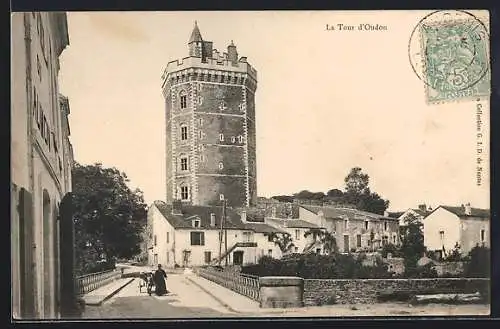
[264,232,295,255]
[399,213,425,277]
[464,245,490,278]
[293,190,325,201]
[327,189,344,198]
[344,167,370,195]
[342,167,389,214]
[72,162,147,274]
[304,228,338,254]
[271,195,294,203]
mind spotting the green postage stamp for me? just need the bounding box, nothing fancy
[409,10,490,104]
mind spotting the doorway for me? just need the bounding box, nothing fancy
[233,251,244,265]
[343,235,350,253]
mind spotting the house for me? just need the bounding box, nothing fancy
[264,217,322,254]
[298,205,400,253]
[423,203,490,257]
[240,211,288,259]
[147,201,286,267]
[11,13,72,319]
[395,204,433,227]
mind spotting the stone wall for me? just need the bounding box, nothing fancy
[303,278,490,305]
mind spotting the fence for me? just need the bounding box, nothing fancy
[196,267,260,301]
[75,269,122,295]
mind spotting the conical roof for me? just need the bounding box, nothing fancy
[189,21,203,43]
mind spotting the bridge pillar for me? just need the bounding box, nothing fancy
[259,277,304,308]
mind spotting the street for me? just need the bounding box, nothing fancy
[82,273,236,318]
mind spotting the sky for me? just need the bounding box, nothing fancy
[58,11,490,211]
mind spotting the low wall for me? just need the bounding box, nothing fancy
[304,278,490,305]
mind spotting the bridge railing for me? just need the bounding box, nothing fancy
[195,267,260,301]
[75,269,122,295]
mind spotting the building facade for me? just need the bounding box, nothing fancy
[162,22,258,208]
[423,204,490,257]
[147,201,285,267]
[11,12,72,319]
[298,205,400,253]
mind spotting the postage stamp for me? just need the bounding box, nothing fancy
[408,10,490,104]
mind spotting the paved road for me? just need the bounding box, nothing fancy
[82,274,236,319]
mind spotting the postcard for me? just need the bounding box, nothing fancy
[11,10,490,320]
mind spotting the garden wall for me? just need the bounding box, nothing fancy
[303,278,489,305]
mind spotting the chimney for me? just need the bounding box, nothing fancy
[418,204,427,211]
[383,210,389,217]
[172,200,183,215]
[464,203,471,215]
[227,40,238,64]
[240,210,247,222]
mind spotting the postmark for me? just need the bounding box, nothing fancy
[408,10,490,104]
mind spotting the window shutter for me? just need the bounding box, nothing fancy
[201,232,205,246]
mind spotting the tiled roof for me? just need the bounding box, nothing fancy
[266,217,320,229]
[301,205,397,221]
[440,206,490,219]
[387,211,405,218]
[154,201,247,230]
[243,222,287,234]
[411,208,432,217]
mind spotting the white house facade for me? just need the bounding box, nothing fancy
[423,204,490,257]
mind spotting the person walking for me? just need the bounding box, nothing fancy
[153,264,167,296]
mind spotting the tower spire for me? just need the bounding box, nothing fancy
[189,20,203,44]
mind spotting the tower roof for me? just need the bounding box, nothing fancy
[188,21,203,43]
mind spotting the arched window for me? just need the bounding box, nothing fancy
[179,90,187,109]
[219,133,224,142]
[218,162,224,170]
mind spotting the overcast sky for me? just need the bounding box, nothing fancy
[58,11,490,211]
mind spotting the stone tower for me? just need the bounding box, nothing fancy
[162,22,258,208]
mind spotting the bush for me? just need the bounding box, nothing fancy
[406,263,438,278]
[381,243,402,258]
[464,245,490,278]
[241,253,393,279]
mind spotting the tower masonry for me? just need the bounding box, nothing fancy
[162,22,258,208]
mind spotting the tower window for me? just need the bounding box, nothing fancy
[231,136,236,143]
[219,133,224,142]
[180,186,189,200]
[220,194,225,200]
[200,154,205,162]
[180,157,188,171]
[238,135,243,143]
[480,229,485,242]
[384,221,388,231]
[180,92,187,109]
[218,162,224,170]
[199,130,203,139]
[180,125,188,140]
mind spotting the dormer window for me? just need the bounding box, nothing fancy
[344,219,349,230]
[210,213,216,227]
[192,219,201,228]
[364,220,369,230]
[220,194,225,201]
